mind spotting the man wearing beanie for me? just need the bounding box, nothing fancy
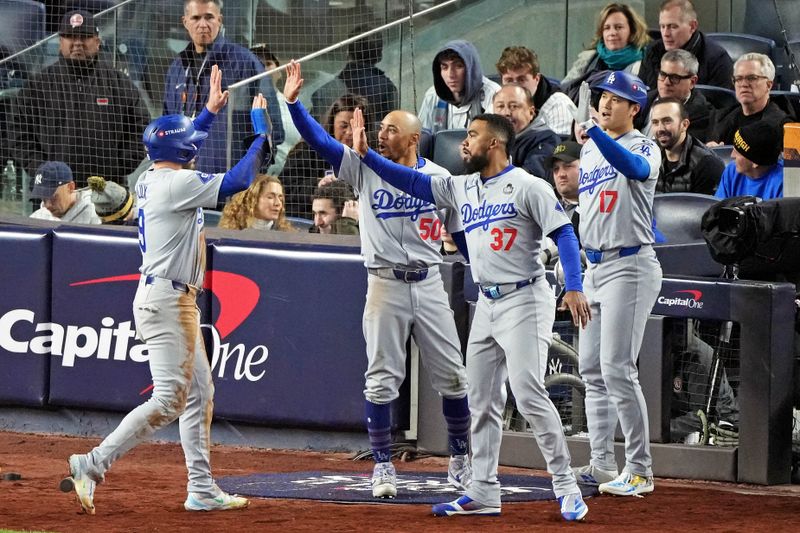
[714,121,783,200]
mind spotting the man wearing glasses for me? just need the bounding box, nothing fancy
[635,49,714,142]
[707,53,792,147]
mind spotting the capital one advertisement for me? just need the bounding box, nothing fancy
[4,226,369,430]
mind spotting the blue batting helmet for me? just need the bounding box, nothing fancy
[591,71,649,111]
[142,114,208,164]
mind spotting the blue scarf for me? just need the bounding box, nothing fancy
[596,43,643,70]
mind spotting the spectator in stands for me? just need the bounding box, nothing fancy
[492,84,560,181]
[715,121,783,200]
[11,10,149,187]
[638,0,734,90]
[88,176,136,225]
[250,44,302,175]
[548,142,582,227]
[312,24,398,133]
[163,0,283,174]
[418,40,499,133]
[281,93,367,219]
[707,53,792,147]
[309,181,359,235]
[218,174,295,231]
[650,98,724,194]
[495,46,577,137]
[29,161,100,224]
[561,3,650,103]
[636,50,714,141]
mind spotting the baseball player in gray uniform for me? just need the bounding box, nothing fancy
[572,71,662,496]
[283,62,471,499]
[61,66,270,514]
[353,108,592,521]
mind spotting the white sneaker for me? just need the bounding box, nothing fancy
[371,461,397,498]
[60,454,100,515]
[447,454,472,490]
[184,486,250,511]
[599,472,654,496]
[572,464,618,486]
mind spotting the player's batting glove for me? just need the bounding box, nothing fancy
[576,81,592,122]
[709,421,739,447]
[251,108,271,136]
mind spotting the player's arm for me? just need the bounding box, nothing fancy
[450,230,470,262]
[219,93,270,198]
[583,121,650,181]
[549,223,591,327]
[283,61,345,172]
[194,65,230,134]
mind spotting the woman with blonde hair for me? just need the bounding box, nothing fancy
[219,174,295,231]
[562,3,651,102]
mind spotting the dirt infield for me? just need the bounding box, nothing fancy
[0,431,796,532]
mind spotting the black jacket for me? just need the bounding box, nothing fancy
[280,142,332,220]
[657,134,725,194]
[11,56,149,186]
[637,88,715,142]
[510,122,561,182]
[708,100,792,145]
[639,31,734,91]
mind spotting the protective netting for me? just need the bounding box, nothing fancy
[0,0,461,221]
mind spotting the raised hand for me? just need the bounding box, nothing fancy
[284,60,304,104]
[250,92,270,135]
[206,64,229,114]
[350,107,368,157]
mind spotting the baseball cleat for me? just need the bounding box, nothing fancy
[558,492,589,521]
[599,472,654,496]
[184,488,249,511]
[447,454,472,490]
[62,454,97,515]
[573,464,618,486]
[371,461,397,498]
[432,495,501,516]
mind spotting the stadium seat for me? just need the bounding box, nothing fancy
[709,145,734,167]
[433,129,467,175]
[694,84,737,110]
[706,32,776,63]
[770,90,800,118]
[419,128,433,160]
[653,192,719,244]
[0,0,46,54]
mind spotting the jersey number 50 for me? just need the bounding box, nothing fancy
[419,217,442,240]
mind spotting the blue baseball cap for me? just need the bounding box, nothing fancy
[30,161,74,199]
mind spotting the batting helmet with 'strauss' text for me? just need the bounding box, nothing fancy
[591,70,649,112]
[142,114,208,164]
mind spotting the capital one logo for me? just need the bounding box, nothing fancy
[0,271,271,384]
[657,289,704,310]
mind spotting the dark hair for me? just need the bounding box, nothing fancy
[436,49,463,65]
[347,24,383,65]
[312,180,355,213]
[250,43,279,66]
[652,96,689,121]
[472,113,516,155]
[323,93,369,135]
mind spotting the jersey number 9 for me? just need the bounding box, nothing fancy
[137,209,146,253]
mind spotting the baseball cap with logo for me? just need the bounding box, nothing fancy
[733,121,783,167]
[58,9,99,37]
[547,141,582,169]
[30,161,74,199]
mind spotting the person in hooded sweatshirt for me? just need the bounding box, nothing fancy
[418,40,500,134]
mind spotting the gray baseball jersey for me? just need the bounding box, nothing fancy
[429,166,572,283]
[135,167,223,286]
[338,148,460,269]
[578,131,660,250]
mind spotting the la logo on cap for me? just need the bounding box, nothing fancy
[70,13,84,28]
[35,174,43,185]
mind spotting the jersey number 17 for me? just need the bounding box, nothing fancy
[600,190,618,213]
